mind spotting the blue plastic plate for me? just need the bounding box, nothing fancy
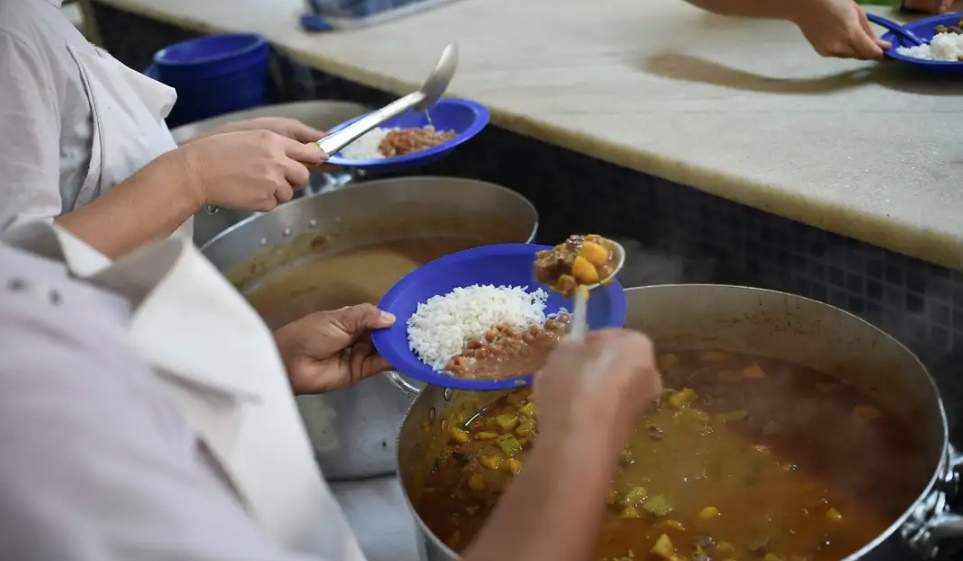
[372,244,627,391]
[326,98,490,172]
[880,13,963,75]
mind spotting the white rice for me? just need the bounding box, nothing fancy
[338,127,394,160]
[896,33,963,62]
[407,285,550,371]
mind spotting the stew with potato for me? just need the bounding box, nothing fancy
[535,234,618,296]
[415,350,927,561]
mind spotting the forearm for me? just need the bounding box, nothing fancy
[684,0,804,19]
[463,428,620,561]
[55,151,200,258]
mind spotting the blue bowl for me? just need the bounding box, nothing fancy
[372,244,627,391]
[149,34,270,126]
[326,98,490,172]
[881,13,963,75]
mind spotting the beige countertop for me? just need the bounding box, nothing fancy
[90,0,963,269]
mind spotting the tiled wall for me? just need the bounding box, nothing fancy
[95,0,963,441]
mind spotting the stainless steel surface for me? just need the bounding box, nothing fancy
[397,284,958,561]
[167,100,370,245]
[201,177,537,480]
[331,475,420,561]
[316,44,458,156]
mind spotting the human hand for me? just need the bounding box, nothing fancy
[273,304,396,394]
[175,130,326,212]
[902,0,956,13]
[207,117,325,143]
[533,329,663,456]
[790,0,891,60]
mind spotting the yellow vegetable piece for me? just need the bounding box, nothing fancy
[518,402,536,418]
[448,428,470,444]
[643,494,673,517]
[479,455,502,471]
[468,474,486,491]
[853,405,883,421]
[496,434,524,457]
[572,255,600,285]
[742,364,768,379]
[622,486,647,506]
[763,554,784,561]
[494,414,519,432]
[515,418,536,437]
[650,533,675,559]
[699,506,720,519]
[504,458,523,475]
[579,240,610,267]
[473,431,498,441]
[668,388,697,409]
[826,507,843,522]
[664,519,686,531]
[620,505,641,519]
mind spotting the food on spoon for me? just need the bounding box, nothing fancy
[415,350,928,558]
[339,125,456,160]
[406,284,568,379]
[534,234,618,296]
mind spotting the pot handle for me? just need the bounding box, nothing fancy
[906,445,963,558]
[384,370,421,398]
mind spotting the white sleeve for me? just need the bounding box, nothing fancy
[0,30,63,232]
[0,252,324,561]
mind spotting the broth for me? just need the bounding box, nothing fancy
[244,237,480,328]
[416,350,928,561]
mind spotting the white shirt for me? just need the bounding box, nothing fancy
[0,0,186,236]
[0,223,367,561]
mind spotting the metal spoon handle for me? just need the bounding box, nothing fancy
[316,91,426,156]
[569,286,589,341]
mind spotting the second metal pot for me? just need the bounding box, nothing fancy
[397,285,962,561]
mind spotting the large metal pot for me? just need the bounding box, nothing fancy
[202,176,537,480]
[398,285,963,561]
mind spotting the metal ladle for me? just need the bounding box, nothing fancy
[569,240,625,341]
[316,43,459,157]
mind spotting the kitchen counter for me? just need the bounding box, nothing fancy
[85,0,963,271]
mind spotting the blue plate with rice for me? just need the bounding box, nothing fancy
[372,244,627,391]
[878,12,963,75]
[326,98,490,172]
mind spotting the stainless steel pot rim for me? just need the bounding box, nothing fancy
[398,283,954,561]
[198,176,540,253]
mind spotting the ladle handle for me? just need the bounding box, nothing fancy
[317,91,426,156]
[569,287,589,341]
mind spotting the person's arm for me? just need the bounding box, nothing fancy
[463,331,663,561]
[685,0,890,60]
[56,130,325,258]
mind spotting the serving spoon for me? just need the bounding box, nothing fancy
[316,43,459,157]
[569,240,625,341]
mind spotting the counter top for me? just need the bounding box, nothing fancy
[90,0,963,269]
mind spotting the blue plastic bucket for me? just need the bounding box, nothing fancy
[150,33,269,126]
